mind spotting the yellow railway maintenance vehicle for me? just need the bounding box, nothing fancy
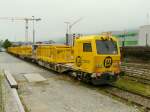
[73,35,120,85]
[8,34,121,85]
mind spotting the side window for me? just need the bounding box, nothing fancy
[83,43,92,52]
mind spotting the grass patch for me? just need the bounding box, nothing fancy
[19,95,31,112]
[114,76,150,97]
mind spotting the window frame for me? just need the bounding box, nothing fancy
[83,42,92,52]
[96,40,118,55]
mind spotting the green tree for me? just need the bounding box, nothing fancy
[2,39,12,49]
[0,40,3,47]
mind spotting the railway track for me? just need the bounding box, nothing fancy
[103,86,150,111]
[125,75,150,85]
[112,62,150,110]
[121,62,150,84]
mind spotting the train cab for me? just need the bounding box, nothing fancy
[73,35,121,84]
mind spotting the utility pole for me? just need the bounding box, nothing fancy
[64,18,82,45]
[146,33,148,47]
[64,22,69,45]
[31,16,41,44]
[25,19,29,42]
[122,30,127,47]
[32,16,35,44]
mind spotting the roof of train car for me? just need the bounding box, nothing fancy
[77,35,118,41]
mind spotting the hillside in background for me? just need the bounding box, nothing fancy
[54,37,66,44]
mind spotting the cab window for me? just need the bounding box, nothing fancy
[83,43,92,52]
[96,40,118,54]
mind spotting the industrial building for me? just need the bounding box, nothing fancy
[63,25,150,47]
[112,25,150,47]
[112,31,138,46]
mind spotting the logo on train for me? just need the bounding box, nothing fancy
[104,56,112,68]
[76,56,82,67]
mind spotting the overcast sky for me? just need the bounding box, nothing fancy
[0,0,149,42]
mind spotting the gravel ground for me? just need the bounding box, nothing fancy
[0,52,140,112]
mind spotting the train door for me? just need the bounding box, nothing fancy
[74,41,94,73]
[81,42,95,73]
[75,42,82,67]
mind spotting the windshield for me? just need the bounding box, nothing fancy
[96,40,118,54]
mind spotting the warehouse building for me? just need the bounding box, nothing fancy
[112,24,150,47]
[65,25,150,47]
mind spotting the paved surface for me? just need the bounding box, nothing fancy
[24,73,46,82]
[0,52,140,112]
